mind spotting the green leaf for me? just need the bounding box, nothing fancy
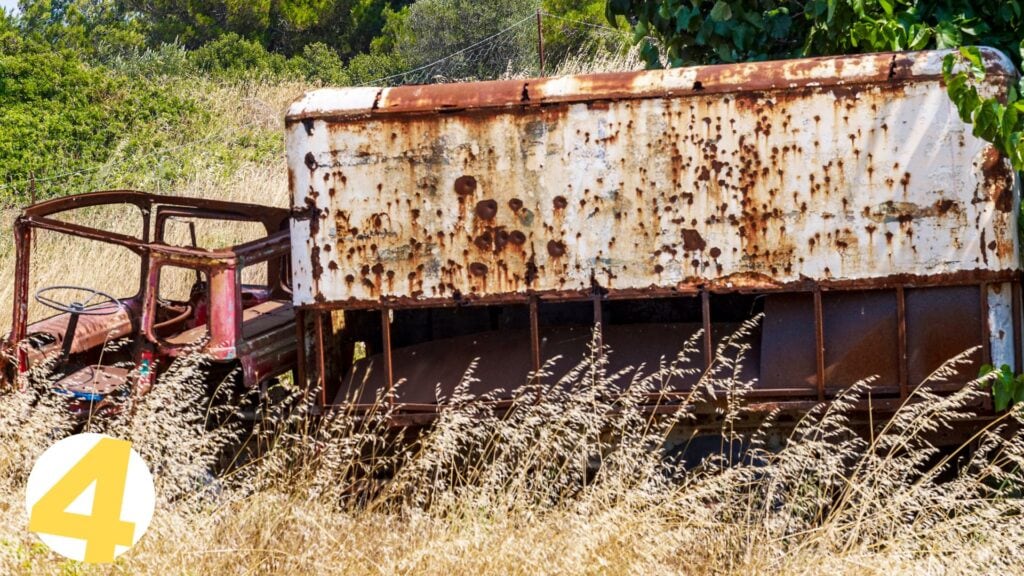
[974,100,1003,142]
[907,25,930,50]
[959,46,984,77]
[994,380,1012,411]
[675,7,700,33]
[605,0,631,23]
[942,52,956,77]
[1013,381,1024,404]
[709,1,733,23]
[768,14,793,39]
[935,21,961,49]
[640,40,663,70]
[878,0,894,17]
[634,20,649,39]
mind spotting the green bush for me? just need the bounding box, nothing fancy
[103,42,195,79]
[189,32,301,81]
[347,51,406,85]
[0,34,203,203]
[300,42,351,85]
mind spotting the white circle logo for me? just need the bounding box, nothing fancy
[25,433,155,563]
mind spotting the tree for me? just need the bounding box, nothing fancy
[540,0,631,67]
[398,0,540,82]
[17,0,146,58]
[119,0,411,58]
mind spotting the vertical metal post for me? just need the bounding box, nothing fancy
[536,9,546,77]
[701,289,712,370]
[529,296,541,374]
[294,308,309,403]
[896,286,909,399]
[1014,280,1023,374]
[139,205,152,298]
[208,267,240,351]
[11,221,30,348]
[381,307,394,405]
[814,287,826,401]
[315,311,327,406]
[60,307,81,361]
[980,282,991,367]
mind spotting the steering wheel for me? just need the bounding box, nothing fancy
[35,286,123,316]
[35,286,123,361]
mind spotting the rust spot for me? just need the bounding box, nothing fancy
[310,246,323,280]
[547,240,566,257]
[709,246,722,258]
[371,263,384,275]
[494,229,510,251]
[509,230,527,245]
[454,175,477,196]
[469,262,488,277]
[681,229,706,251]
[475,199,498,220]
[553,196,568,209]
[981,147,1013,212]
[654,264,664,274]
[508,198,524,211]
[304,152,317,171]
[474,232,493,250]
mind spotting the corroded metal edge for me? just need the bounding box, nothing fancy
[286,48,1017,122]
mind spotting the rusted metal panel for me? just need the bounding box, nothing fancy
[905,286,984,385]
[287,49,1020,311]
[987,282,1015,368]
[285,50,1017,119]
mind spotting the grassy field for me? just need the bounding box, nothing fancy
[0,332,1023,575]
[2,53,1024,575]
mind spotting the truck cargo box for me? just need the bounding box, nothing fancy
[286,48,1021,417]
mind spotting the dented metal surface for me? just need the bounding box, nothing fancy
[286,49,1020,309]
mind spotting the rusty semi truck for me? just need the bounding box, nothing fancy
[285,48,1022,426]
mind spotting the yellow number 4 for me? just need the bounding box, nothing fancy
[28,437,136,563]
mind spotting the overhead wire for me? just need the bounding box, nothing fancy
[359,12,539,87]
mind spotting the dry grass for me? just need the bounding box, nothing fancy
[0,328,1023,575]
